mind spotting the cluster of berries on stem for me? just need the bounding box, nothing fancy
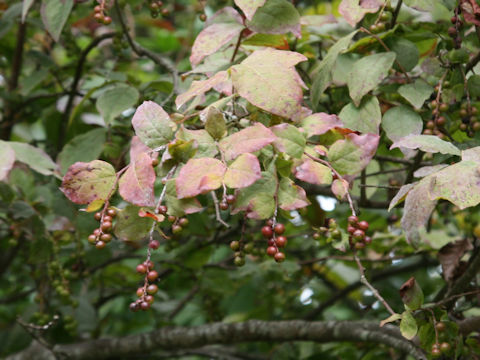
[347,216,371,250]
[262,219,287,263]
[130,260,159,311]
[88,208,116,249]
[93,2,112,25]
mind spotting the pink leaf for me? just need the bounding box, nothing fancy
[278,177,310,210]
[339,0,382,27]
[230,48,307,119]
[176,158,227,199]
[132,101,176,149]
[119,152,156,207]
[130,136,157,161]
[300,112,343,137]
[0,142,15,181]
[295,159,333,185]
[224,153,261,188]
[331,178,349,200]
[190,7,244,66]
[234,0,266,20]
[176,71,230,109]
[219,123,277,161]
[61,160,116,204]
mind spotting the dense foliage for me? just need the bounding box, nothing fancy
[1,0,480,359]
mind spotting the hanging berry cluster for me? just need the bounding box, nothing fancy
[93,3,112,25]
[347,216,371,250]
[88,208,116,249]
[148,1,169,18]
[448,7,463,49]
[262,220,287,263]
[130,260,159,311]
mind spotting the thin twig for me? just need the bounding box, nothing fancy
[211,192,230,228]
[391,0,403,28]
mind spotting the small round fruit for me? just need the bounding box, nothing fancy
[274,223,285,235]
[101,221,112,232]
[262,226,273,238]
[149,240,160,250]
[448,26,457,37]
[436,116,446,126]
[243,242,254,254]
[168,215,176,222]
[178,218,189,227]
[267,239,275,246]
[158,205,168,214]
[274,252,285,263]
[147,270,158,282]
[94,12,104,21]
[226,194,236,204]
[431,344,441,357]
[440,342,451,353]
[275,236,287,248]
[234,256,245,266]
[435,321,446,332]
[136,264,147,274]
[230,241,240,251]
[355,241,365,249]
[147,284,158,294]
[266,219,274,227]
[102,215,113,223]
[161,8,169,16]
[347,215,358,225]
[88,234,97,244]
[94,5,102,12]
[94,212,102,221]
[331,229,341,239]
[266,246,277,256]
[172,224,182,234]
[439,103,448,112]
[199,13,207,22]
[357,220,369,231]
[103,16,112,25]
[219,201,229,210]
[93,228,101,237]
[364,236,372,244]
[426,120,435,129]
[140,301,150,310]
[95,240,106,249]
[129,302,139,312]
[347,225,356,234]
[136,287,144,297]
[100,233,112,242]
[145,295,154,304]
[313,232,320,240]
[107,208,117,217]
[144,260,154,270]
[353,229,365,241]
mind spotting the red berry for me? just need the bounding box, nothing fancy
[100,233,112,242]
[357,221,369,231]
[94,5,102,12]
[144,260,154,270]
[266,246,277,256]
[147,284,158,294]
[129,302,139,312]
[219,201,229,210]
[364,236,372,244]
[226,194,236,204]
[101,221,112,232]
[178,218,189,227]
[267,239,275,246]
[149,240,160,250]
[145,295,154,304]
[88,234,97,244]
[347,215,358,225]
[353,229,365,241]
[275,236,287,248]
[274,223,285,235]
[93,228,101,236]
[95,240,106,249]
[136,287,144,297]
[266,219,274,227]
[158,205,168,214]
[147,270,158,282]
[274,252,285,263]
[94,212,102,221]
[103,16,112,25]
[168,215,176,222]
[107,208,117,217]
[94,12,103,21]
[102,215,113,223]
[355,242,365,249]
[140,301,150,310]
[347,225,356,234]
[136,264,147,274]
[262,226,273,238]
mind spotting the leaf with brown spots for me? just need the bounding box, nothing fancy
[119,152,156,207]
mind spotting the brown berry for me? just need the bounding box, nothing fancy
[219,201,229,210]
[95,240,106,249]
[147,284,158,294]
[230,241,240,251]
[103,16,112,25]
[266,246,277,256]
[226,194,236,204]
[347,215,358,225]
[107,208,117,217]
[136,264,147,274]
[145,295,154,304]
[172,224,182,234]
[136,287,144,297]
[101,221,112,232]
[149,240,160,250]
[274,223,285,235]
[274,252,285,263]
[147,270,158,282]
[275,236,287,248]
[262,226,273,238]
[199,13,207,21]
[178,218,189,227]
[158,205,168,214]
[102,215,113,223]
[140,301,150,310]
[100,233,112,242]
[435,322,446,332]
[94,212,102,221]
[88,234,97,244]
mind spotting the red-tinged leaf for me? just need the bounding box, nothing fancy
[119,152,156,207]
[0,141,15,181]
[328,133,379,175]
[230,48,307,119]
[176,158,227,199]
[399,277,424,310]
[190,7,244,66]
[224,153,261,189]
[61,160,116,204]
[331,178,349,200]
[176,71,230,109]
[339,0,382,27]
[295,159,333,185]
[165,179,204,216]
[278,177,310,210]
[130,136,156,161]
[138,208,165,222]
[300,113,343,138]
[234,0,266,20]
[271,123,306,158]
[460,0,480,26]
[132,101,176,149]
[438,239,473,282]
[219,123,277,161]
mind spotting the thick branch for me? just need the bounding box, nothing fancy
[7,320,426,360]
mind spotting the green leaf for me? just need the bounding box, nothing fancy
[61,160,116,205]
[164,180,203,217]
[328,133,379,175]
[119,153,156,207]
[0,141,15,181]
[400,310,418,340]
[176,158,226,198]
[234,0,266,20]
[57,128,107,175]
[385,37,419,72]
[219,123,276,161]
[380,313,402,327]
[382,105,423,142]
[114,205,154,241]
[204,107,227,140]
[467,75,480,98]
[247,0,301,37]
[271,124,306,158]
[347,52,396,106]
[22,0,35,22]
[310,31,357,110]
[339,95,381,134]
[96,84,139,125]
[132,101,177,149]
[232,171,276,219]
[40,0,73,42]
[398,79,434,109]
[278,177,310,210]
[399,276,424,310]
[390,135,461,156]
[168,140,198,164]
[295,159,332,185]
[177,127,218,158]
[9,141,58,176]
[230,48,307,119]
[224,153,261,189]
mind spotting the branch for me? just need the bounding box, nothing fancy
[6,320,426,360]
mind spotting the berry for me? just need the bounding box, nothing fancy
[234,256,245,266]
[230,241,240,251]
[94,5,102,12]
[226,194,236,204]
[274,223,285,235]
[140,301,150,310]
[274,252,285,263]
[219,201,229,210]
[199,13,207,22]
[436,116,446,126]
[149,240,160,250]
[347,225,356,234]
[103,16,112,25]
[267,239,275,246]
[151,158,159,167]
[144,260,154,270]
[262,226,273,238]
[147,284,158,294]
[101,221,112,232]
[448,26,457,37]
[313,232,320,240]
[136,287,144,297]
[95,240,106,249]
[93,228,101,236]
[331,229,342,239]
[275,236,287,248]
[100,233,112,242]
[94,212,102,221]
[355,242,365,249]
[353,229,365,241]
[439,103,448,112]
[158,205,168,214]
[440,342,451,353]
[168,215,176,222]
[357,221,369,231]
[435,322,446,332]
[161,8,169,16]
[178,218,189,227]
[88,234,97,244]
[172,224,182,234]
[145,295,154,304]
[266,219,274,227]
[129,302,139,312]
[107,208,117,217]
[347,215,358,225]
[364,236,372,244]
[102,215,113,223]
[266,246,277,256]
[431,344,441,357]
[94,12,103,22]
[147,270,158,281]
[136,264,147,274]
[451,16,457,24]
